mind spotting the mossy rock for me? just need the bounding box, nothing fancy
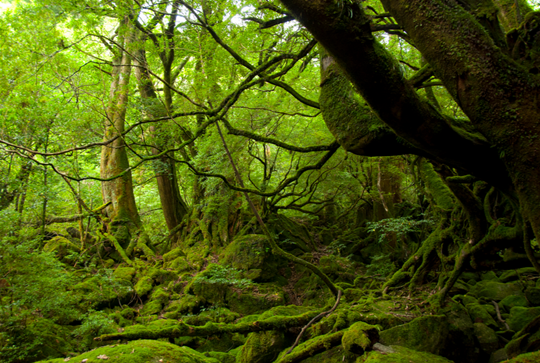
[379,315,450,356]
[168,256,191,273]
[163,247,186,262]
[141,300,162,316]
[301,345,357,362]
[524,287,540,306]
[481,271,500,281]
[359,344,454,362]
[500,295,529,313]
[500,270,519,283]
[43,236,79,260]
[504,350,540,362]
[187,264,285,314]
[114,266,136,282]
[466,303,498,329]
[73,275,133,309]
[226,283,286,314]
[134,276,154,297]
[237,330,287,363]
[203,351,236,363]
[37,339,219,362]
[164,294,201,318]
[470,281,523,301]
[342,321,379,354]
[473,322,499,353]
[461,294,479,306]
[221,234,281,281]
[150,287,170,305]
[508,307,540,332]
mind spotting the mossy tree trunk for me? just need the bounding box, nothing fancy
[280,0,540,294]
[100,17,141,248]
[133,26,190,237]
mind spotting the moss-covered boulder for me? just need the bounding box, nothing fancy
[470,281,522,301]
[505,315,540,358]
[37,339,219,362]
[342,322,379,354]
[359,344,454,362]
[500,295,529,312]
[525,287,540,306]
[301,346,357,362]
[379,315,450,356]
[473,323,499,353]
[134,276,154,297]
[466,303,498,328]
[237,330,287,363]
[113,266,136,282]
[221,234,281,281]
[43,236,79,261]
[73,274,133,309]
[507,307,540,332]
[504,350,540,362]
[164,294,202,318]
[187,264,285,314]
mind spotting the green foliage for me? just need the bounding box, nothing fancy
[194,264,253,288]
[71,310,115,350]
[367,216,435,245]
[0,237,80,362]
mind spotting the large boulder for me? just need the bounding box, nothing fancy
[379,315,450,356]
[237,330,287,363]
[470,281,523,301]
[37,339,219,362]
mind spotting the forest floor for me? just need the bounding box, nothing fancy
[2,230,540,363]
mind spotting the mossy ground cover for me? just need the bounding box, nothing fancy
[5,227,540,363]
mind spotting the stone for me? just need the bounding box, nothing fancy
[500,295,529,313]
[134,276,154,297]
[113,267,136,282]
[342,322,379,354]
[236,330,286,363]
[499,270,519,283]
[507,307,540,332]
[361,345,454,362]
[482,271,500,281]
[473,323,499,353]
[471,281,523,301]
[379,315,449,356]
[37,339,220,363]
[489,348,508,363]
[466,303,498,329]
[525,287,540,306]
[504,351,540,362]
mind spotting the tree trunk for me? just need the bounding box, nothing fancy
[133,42,189,234]
[100,18,141,247]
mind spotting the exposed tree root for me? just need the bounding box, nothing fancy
[96,309,322,342]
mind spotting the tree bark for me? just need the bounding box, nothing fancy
[100,18,141,247]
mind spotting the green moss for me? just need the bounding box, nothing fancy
[465,303,498,328]
[113,267,136,282]
[508,306,540,332]
[470,281,523,301]
[341,321,379,354]
[36,339,220,363]
[359,345,454,362]
[379,315,450,355]
[237,330,287,363]
[163,247,186,262]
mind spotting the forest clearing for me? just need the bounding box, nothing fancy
[2,0,540,362]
